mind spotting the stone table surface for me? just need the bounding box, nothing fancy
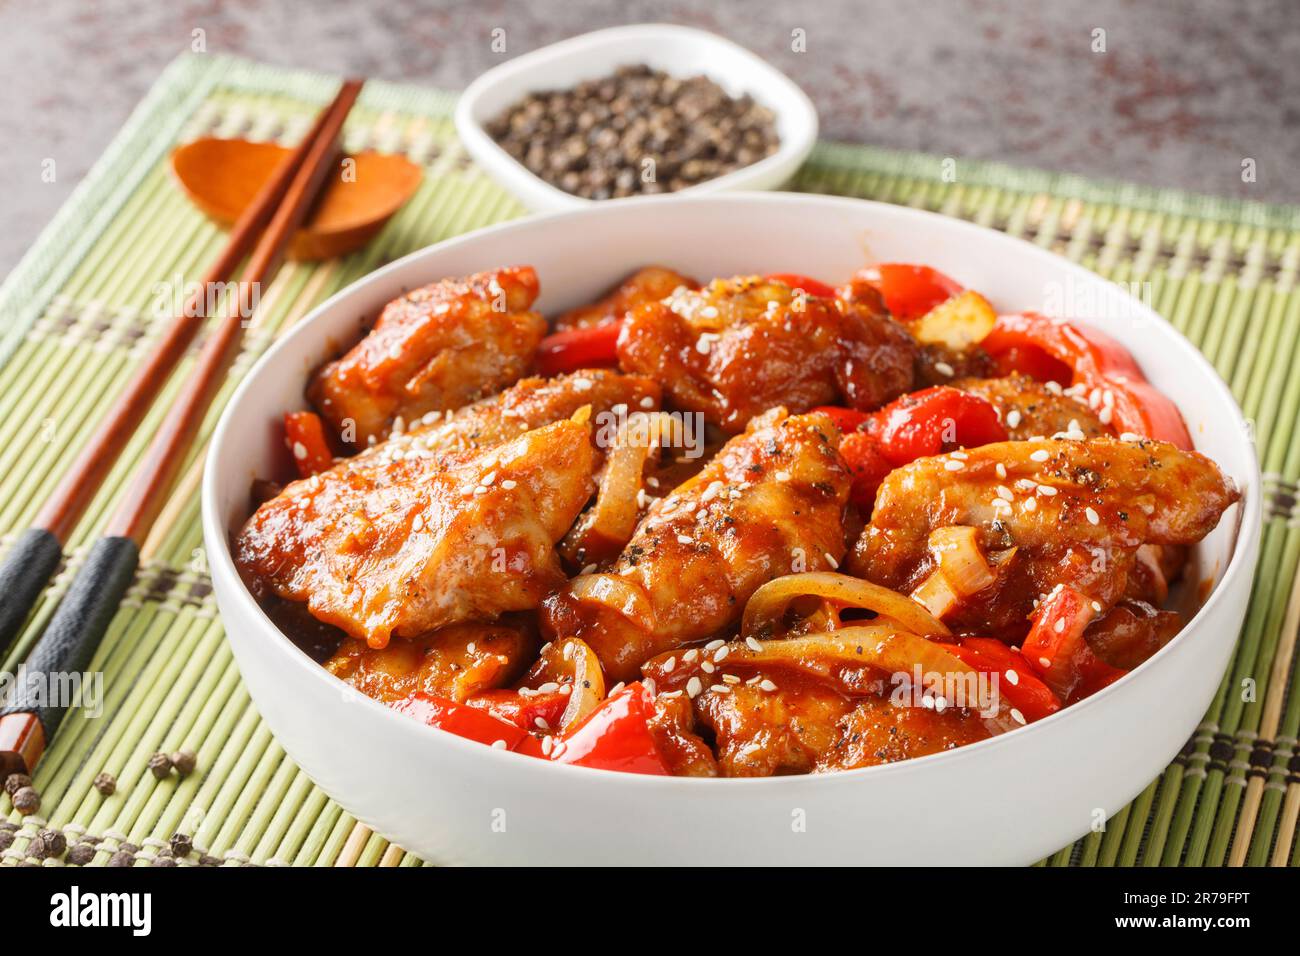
[1,0,1297,275]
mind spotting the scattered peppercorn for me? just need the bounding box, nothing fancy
[0,830,14,851]
[67,842,96,865]
[170,832,193,857]
[93,771,117,796]
[0,819,16,831]
[170,750,197,777]
[27,834,49,859]
[107,850,134,867]
[486,64,780,200]
[147,752,172,779]
[4,772,31,796]
[38,828,66,858]
[12,786,39,815]
[119,841,139,855]
[198,853,221,866]
[152,856,177,867]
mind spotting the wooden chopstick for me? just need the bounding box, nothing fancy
[0,87,345,653]
[0,79,365,778]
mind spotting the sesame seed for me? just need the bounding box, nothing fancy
[541,736,554,756]
[573,377,593,391]
[1030,449,1050,462]
[292,441,307,460]
[713,646,730,662]
[473,485,488,495]
[663,656,676,673]
[1006,410,1022,429]
[1085,507,1100,525]
[758,679,778,692]
[1010,708,1026,725]
[824,552,839,569]
[676,534,694,545]
[1039,656,1051,668]
[537,682,560,693]
[1091,601,1102,612]
[1036,484,1058,496]
[745,636,763,652]
[775,470,791,482]
[1054,617,1066,633]
[640,396,654,409]
[1098,406,1113,425]
[996,463,1008,479]
[1005,669,1020,686]
[705,639,726,650]
[683,649,699,663]
[481,471,496,485]
[934,361,954,377]
[951,450,969,460]
[491,739,508,750]
[1120,432,1142,442]
[700,661,715,674]
[534,717,550,730]
[686,677,703,699]
[996,485,1014,501]
[1023,497,1037,512]
[709,684,731,694]
[722,674,741,685]
[608,681,625,696]
[944,459,965,471]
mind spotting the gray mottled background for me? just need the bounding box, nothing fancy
[1,0,1297,275]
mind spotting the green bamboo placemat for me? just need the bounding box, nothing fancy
[2,53,1298,868]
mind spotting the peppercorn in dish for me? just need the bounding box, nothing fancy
[485,65,780,199]
[235,262,1240,776]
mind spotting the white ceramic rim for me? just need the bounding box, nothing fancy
[202,190,1262,790]
[453,23,819,208]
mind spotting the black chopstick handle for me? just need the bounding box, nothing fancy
[0,527,65,652]
[0,536,138,739]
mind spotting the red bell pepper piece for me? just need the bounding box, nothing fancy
[388,693,530,750]
[991,344,1073,386]
[944,637,1062,723]
[839,431,894,509]
[548,682,670,775]
[812,405,871,435]
[980,312,1192,449]
[536,321,623,376]
[283,411,335,478]
[763,273,838,299]
[1020,586,1105,700]
[865,386,1008,467]
[852,263,963,320]
[465,689,569,732]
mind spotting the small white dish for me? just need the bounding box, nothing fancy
[454,24,819,211]
[203,193,1260,866]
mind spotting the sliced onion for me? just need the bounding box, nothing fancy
[911,569,960,619]
[566,573,654,628]
[927,526,995,597]
[565,412,668,563]
[557,638,606,732]
[742,572,952,639]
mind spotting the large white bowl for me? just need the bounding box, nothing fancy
[454,24,818,211]
[203,193,1260,866]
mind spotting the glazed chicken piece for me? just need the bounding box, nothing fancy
[618,276,916,432]
[308,266,548,446]
[553,265,699,331]
[914,343,996,387]
[325,619,534,704]
[355,368,661,464]
[694,680,852,777]
[541,409,851,682]
[955,374,1107,440]
[236,417,596,648]
[1083,598,1182,670]
[849,436,1240,636]
[813,694,992,772]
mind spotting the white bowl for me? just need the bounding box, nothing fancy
[454,24,818,212]
[203,193,1260,865]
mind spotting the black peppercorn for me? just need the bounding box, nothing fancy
[67,842,96,865]
[38,828,66,858]
[170,832,193,857]
[4,772,31,796]
[0,830,13,851]
[152,856,177,867]
[93,771,116,796]
[107,850,134,867]
[170,750,197,777]
[27,834,49,859]
[198,853,221,866]
[12,786,39,815]
[147,752,172,779]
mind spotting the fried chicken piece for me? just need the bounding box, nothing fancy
[355,368,661,464]
[915,343,996,387]
[618,276,916,432]
[955,374,1107,440]
[648,693,718,777]
[554,266,698,331]
[694,680,853,777]
[236,418,596,648]
[1084,598,1182,670]
[308,266,548,446]
[849,437,1239,635]
[325,619,534,704]
[541,409,850,682]
[814,694,992,772]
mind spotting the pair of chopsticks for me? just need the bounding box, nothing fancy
[0,79,365,778]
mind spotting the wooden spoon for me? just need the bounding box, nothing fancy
[171,137,423,260]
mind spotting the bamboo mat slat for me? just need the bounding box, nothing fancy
[2,52,1298,868]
